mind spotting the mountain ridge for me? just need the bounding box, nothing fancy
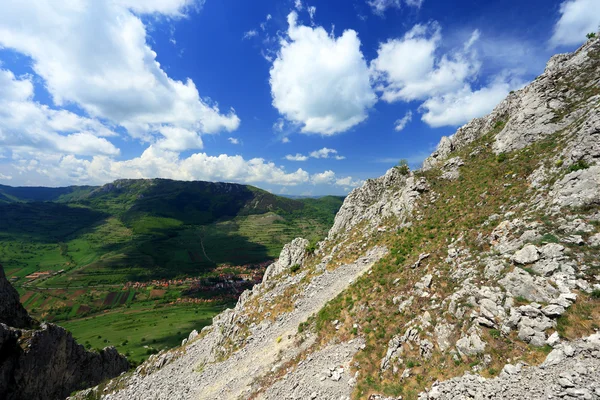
[67,37,600,400]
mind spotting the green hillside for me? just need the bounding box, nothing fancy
[0,179,344,362]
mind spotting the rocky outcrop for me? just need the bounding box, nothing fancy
[419,334,600,399]
[423,38,600,170]
[328,168,428,239]
[262,238,310,281]
[0,265,129,400]
[0,265,35,329]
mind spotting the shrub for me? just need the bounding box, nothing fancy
[568,159,590,172]
[587,32,597,39]
[591,289,600,299]
[395,159,410,175]
[496,153,508,163]
[290,264,301,274]
[489,329,501,339]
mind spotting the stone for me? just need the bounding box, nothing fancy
[540,243,565,259]
[542,305,566,317]
[589,233,600,247]
[499,268,559,303]
[434,323,454,352]
[547,332,561,347]
[511,245,540,264]
[188,330,199,341]
[263,238,310,281]
[456,328,486,356]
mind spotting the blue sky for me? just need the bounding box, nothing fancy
[0,0,597,195]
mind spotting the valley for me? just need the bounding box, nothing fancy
[0,179,343,362]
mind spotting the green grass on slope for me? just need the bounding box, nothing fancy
[308,121,600,399]
[60,301,232,363]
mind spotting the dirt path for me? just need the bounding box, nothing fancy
[106,246,387,400]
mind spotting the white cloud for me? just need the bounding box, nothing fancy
[114,0,203,16]
[155,127,203,151]
[311,170,336,184]
[308,6,316,23]
[311,170,362,187]
[243,30,258,39]
[0,69,120,157]
[228,137,240,145]
[0,0,239,152]
[309,148,344,159]
[0,173,13,180]
[372,24,522,127]
[394,110,412,131]
[550,0,600,47]
[420,78,522,127]
[270,12,376,135]
[285,147,345,161]
[371,23,480,103]
[281,137,291,143]
[285,154,309,161]
[2,145,365,191]
[295,0,303,10]
[367,0,423,16]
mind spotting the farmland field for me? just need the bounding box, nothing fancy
[0,179,344,364]
[60,301,233,363]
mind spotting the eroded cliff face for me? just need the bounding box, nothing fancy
[76,38,600,400]
[0,265,35,329]
[0,265,129,400]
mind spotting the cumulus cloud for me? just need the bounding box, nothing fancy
[394,111,413,131]
[285,148,345,161]
[270,12,376,135]
[550,0,600,47]
[0,0,239,152]
[309,148,345,159]
[367,0,424,16]
[285,154,309,161]
[371,24,480,102]
[2,146,363,191]
[372,24,521,127]
[420,78,523,127]
[0,69,120,157]
[228,137,240,145]
[311,170,363,187]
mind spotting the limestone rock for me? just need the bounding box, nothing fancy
[456,328,486,356]
[511,245,540,265]
[263,238,310,281]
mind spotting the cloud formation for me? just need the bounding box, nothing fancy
[0,69,119,158]
[270,12,376,135]
[285,148,345,161]
[394,111,413,131]
[0,0,239,152]
[367,0,424,16]
[371,24,521,127]
[550,0,600,47]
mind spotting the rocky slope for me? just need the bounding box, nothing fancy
[0,264,35,329]
[75,38,600,400]
[0,264,129,400]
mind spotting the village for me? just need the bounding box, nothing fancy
[122,259,272,291]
